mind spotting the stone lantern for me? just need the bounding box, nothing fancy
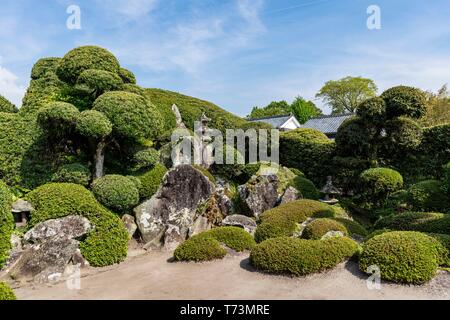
[320,176,341,205]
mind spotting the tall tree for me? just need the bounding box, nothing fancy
[316,76,378,114]
[290,96,322,124]
[248,100,290,118]
[420,84,450,127]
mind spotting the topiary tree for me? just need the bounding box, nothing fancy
[31,57,61,80]
[381,86,427,119]
[359,167,403,207]
[119,68,137,84]
[75,69,123,99]
[92,175,139,213]
[37,101,79,138]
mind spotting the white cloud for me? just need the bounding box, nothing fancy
[0,63,26,107]
[96,0,158,20]
[237,0,265,33]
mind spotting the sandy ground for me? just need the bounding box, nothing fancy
[10,248,450,300]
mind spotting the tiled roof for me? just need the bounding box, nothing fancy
[247,114,293,128]
[301,114,355,135]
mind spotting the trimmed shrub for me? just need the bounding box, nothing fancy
[250,236,358,276]
[332,156,371,192]
[52,163,91,186]
[131,148,160,172]
[302,218,348,240]
[76,69,123,96]
[119,68,136,84]
[137,163,168,199]
[92,175,139,213]
[174,227,256,262]
[408,180,449,212]
[381,86,427,119]
[359,168,403,206]
[0,95,17,113]
[31,57,61,80]
[0,283,16,300]
[374,212,450,235]
[20,72,63,115]
[255,200,335,243]
[0,181,13,269]
[359,231,447,284]
[26,183,129,267]
[280,128,334,185]
[356,97,386,122]
[37,102,79,135]
[290,176,319,200]
[335,117,378,159]
[419,124,450,179]
[76,110,112,139]
[331,217,368,237]
[384,117,422,152]
[56,46,120,84]
[427,233,450,265]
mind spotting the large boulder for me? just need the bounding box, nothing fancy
[280,186,300,205]
[222,215,257,234]
[134,165,215,250]
[238,174,279,218]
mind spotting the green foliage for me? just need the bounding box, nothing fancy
[254,200,335,243]
[290,176,319,200]
[381,86,427,119]
[316,76,378,114]
[131,148,160,172]
[76,110,112,139]
[383,117,422,152]
[56,46,120,84]
[26,183,128,267]
[20,73,63,115]
[0,95,17,113]
[332,156,371,192]
[374,212,450,235]
[37,102,79,137]
[93,91,163,140]
[92,175,139,213]
[359,168,403,206]
[356,97,386,122]
[174,226,256,262]
[31,57,61,80]
[52,163,91,186]
[419,124,450,179]
[335,116,378,159]
[76,69,123,98]
[359,231,447,284]
[119,68,137,84]
[331,217,368,237]
[279,128,334,185]
[0,181,13,269]
[444,162,450,194]
[137,163,167,199]
[0,283,16,300]
[302,218,348,240]
[408,180,449,212]
[250,236,358,276]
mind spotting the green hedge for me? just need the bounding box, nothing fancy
[92,175,139,213]
[359,231,447,284]
[31,57,61,80]
[250,236,358,276]
[26,183,129,267]
[331,217,368,237]
[302,218,348,240]
[254,200,335,243]
[0,95,17,113]
[0,181,13,269]
[374,212,450,235]
[137,164,168,199]
[359,167,403,206]
[444,162,450,194]
[174,227,256,262]
[0,283,16,300]
[52,163,91,186]
[408,180,449,213]
[290,176,319,200]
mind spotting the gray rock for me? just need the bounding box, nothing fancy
[321,230,345,240]
[24,215,92,244]
[188,216,212,237]
[134,165,215,249]
[122,214,138,238]
[10,234,22,252]
[238,174,279,218]
[11,199,33,213]
[222,215,257,234]
[280,186,300,205]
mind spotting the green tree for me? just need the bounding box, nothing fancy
[316,76,378,114]
[248,100,290,118]
[290,96,322,124]
[420,84,450,127]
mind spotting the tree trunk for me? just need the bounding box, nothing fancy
[94,140,106,179]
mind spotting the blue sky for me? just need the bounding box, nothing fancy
[1,0,450,116]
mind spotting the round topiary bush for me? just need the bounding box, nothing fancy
[0,282,16,300]
[119,68,136,84]
[384,117,422,152]
[374,211,450,235]
[56,46,120,84]
[76,69,123,96]
[356,97,386,122]
[335,117,378,158]
[92,175,139,213]
[174,227,256,262]
[290,176,319,200]
[359,231,447,284]
[137,163,168,199]
[37,102,79,135]
[254,199,335,243]
[302,218,348,240]
[359,167,403,206]
[52,163,91,186]
[408,180,449,212]
[132,148,160,172]
[250,236,358,276]
[331,217,368,237]
[31,57,61,80]
[93,91,163,140]
[76,110,112,139]
[0,95,17,113]
[0,181,13,269]
[381,86,427,119]
[26,183,129,267]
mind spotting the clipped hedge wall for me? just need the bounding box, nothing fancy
[174,226,256,262]
[26,183,128,267]
[359,231,447,284]
[374,212,450,235]
[0,181,13,269]
[302,218,348,240]
[0,282,16,300]
[92,175,139,213]
[250,236,358,276]
[254,200,334,243]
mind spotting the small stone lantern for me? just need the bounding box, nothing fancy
[12,199,33,227]
[320,176,341,205]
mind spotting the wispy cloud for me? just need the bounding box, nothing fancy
[95,0,158,20]
[0,61,26,106]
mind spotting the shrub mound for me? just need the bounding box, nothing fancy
[52,163,91,186]
[374,212,450,235]
[250,236,358,276]
[381,86,427,119]
[302,218,348,240]
[0,181,13,269]
[174,227,256,262]
[137,163,167,199]
[331,217,368,237]
[26,183,129,267]
[119,68,136,84]
[408,180,449,213]
[31,57,61,80]
[290,176,319,200]
[359,231,448,284]
[131,148,160,172]
[0,282,16,300]
[254,200,334,243]
[76,110,112,139]
[359,167,403,204]
[92,175,139,213]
